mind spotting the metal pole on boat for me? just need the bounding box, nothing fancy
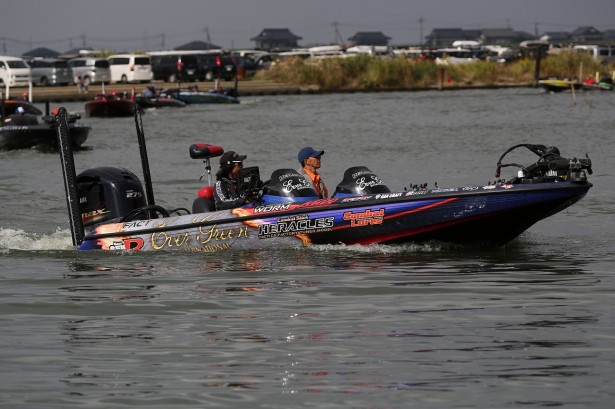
[133,103,156,212]
[5,82,9,99]
[56,107,85,246]
[28,81,32,102]
[0,100,6,124]
[533,49,542,87]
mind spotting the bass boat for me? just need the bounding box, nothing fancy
[85,91,137,117]
[135,87,186,108]
[168,79,239,104]
[1,100,90,150]
[538,78,582,93]
[136,95,186,108]
[56,106,593,251]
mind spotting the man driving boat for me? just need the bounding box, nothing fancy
[214,150,259,210]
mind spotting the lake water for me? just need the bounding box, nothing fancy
[1,88,614,408]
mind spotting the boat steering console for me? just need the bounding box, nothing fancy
[495,143,592,183]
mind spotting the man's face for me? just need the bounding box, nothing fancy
[306,156,322,169]
[230,162,243,179]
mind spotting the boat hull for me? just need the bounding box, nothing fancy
[0,123,90,150]
[85,99,135,117]
[135,97,186,108]
[78,181,591,251]
[170,91,239,104]
[539,79,582,93]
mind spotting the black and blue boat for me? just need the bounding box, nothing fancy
[56,106,592,252]
[1,100,90,150]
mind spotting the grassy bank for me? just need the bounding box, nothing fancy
[263,52,615,90]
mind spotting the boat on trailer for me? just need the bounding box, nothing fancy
[56,106,593,252]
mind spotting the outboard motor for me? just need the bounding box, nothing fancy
[77,167,147,227]
[261,169,319,204]
[333,166,391,197]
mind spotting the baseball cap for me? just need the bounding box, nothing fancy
[220,150,247,165]
[298,147,325,163]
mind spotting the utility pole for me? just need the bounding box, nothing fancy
[419,17,424,46]
[161,33,165,49]
[333,20,343,44]
[204,26,212,49]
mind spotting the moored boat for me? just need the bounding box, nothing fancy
[1,100,90,150]
[582,77,614,91]
[538,78,582,92]
[56,107,593,251]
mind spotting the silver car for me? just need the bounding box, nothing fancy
[68,57,111,86]
[29,58,73,86]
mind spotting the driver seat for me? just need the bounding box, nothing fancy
[192,185,215,213]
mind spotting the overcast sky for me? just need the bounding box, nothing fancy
[2,0,615,55]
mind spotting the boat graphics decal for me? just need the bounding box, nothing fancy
[78,184,590,251]
[82,208,111,225]
[343,208,385,227]
[258,215,335,239]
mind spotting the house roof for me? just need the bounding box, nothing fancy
[21,47,60,58]
[428,28,481,41]
[480,28,519,39]
[251,28,302,42]
[175,40,221,50]
[348,31,392,41]
[570,26,602,36]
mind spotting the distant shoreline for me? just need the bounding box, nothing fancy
[4,79,535,103]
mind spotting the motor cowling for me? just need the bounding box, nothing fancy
[77,167,147,227]
[333,166,390,197]
[261,169,319,204]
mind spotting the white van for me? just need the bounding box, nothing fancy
[107,54,152,83]
[573,45,615,64]
[0,56,31,87]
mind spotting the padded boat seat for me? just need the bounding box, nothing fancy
[189,143,224,159]
[192,185,215,213]
[198,185,214,199]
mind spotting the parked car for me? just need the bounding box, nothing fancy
[149,52,199,83]
[67,57,111,86]
[231,51,274,77]
[0,56,31,87]
[196,53,237,81]
[29,58,72,86]
[107,54,153,83]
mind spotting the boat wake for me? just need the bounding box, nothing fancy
[0,227,73,251]
[311,241,450,254]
